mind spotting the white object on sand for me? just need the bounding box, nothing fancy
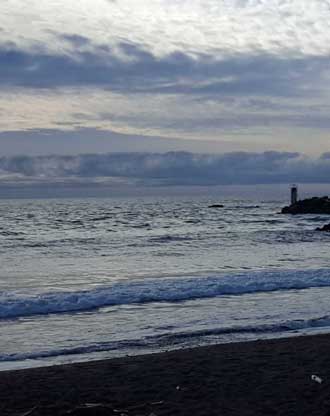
[311,375,323,384]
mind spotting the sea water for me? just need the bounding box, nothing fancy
[1,196,330,370]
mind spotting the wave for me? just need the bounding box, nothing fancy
[2,314,330,363]
[234,205,260,209]
[148,235,193,243]
[1,269,330,320]
[304,216,330,222]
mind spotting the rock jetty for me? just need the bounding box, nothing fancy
[316,223,330,232]
[281,196,330,215]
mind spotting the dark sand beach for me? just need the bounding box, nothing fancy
[2,334,330,416]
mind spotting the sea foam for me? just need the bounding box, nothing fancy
[1,269,330,319]
[1,314,330,362]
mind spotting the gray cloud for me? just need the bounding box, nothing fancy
[0,40,327,100]
[1,1,330,150]
[0,128,260,156]
[1,151,330,186]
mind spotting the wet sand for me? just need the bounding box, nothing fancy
[1,334,330,415]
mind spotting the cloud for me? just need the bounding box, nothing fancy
[1,151,330,186]
[1,0,330,152]
[0,62,329,155]
[0,41,327,101]
[0,128,263,156]
[2,0,330,58]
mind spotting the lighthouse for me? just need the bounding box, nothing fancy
[291,184,298,205]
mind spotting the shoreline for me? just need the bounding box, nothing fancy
[0,330,323,373]
[2,333,330,415]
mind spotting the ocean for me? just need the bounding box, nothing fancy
[1,196,330,371]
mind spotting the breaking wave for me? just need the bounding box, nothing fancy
[1,269,330,320]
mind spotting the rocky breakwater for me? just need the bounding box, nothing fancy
[281,196,330,215]
[282,196,330,232]
[316,223,330,232]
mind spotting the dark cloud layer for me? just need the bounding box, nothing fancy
[0,38,326,98]
[1,151,330,186]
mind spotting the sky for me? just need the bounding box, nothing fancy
[1,0,330,191]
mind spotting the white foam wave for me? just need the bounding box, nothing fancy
[1,269,330,320]
[2,314,330,362]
